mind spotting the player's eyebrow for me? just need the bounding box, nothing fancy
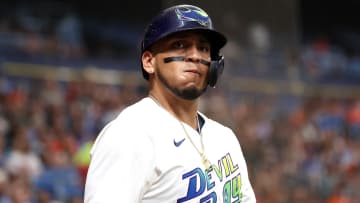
[149,31,210,53]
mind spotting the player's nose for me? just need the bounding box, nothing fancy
[184,44,202,64]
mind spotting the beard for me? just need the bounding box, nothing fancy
[157,68,207,100]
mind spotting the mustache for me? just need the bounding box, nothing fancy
[163,56,211,66]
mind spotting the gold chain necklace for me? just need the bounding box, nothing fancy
[148,94,211,169]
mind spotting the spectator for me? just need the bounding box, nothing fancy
[5,127,43,182]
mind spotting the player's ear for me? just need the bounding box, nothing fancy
[142,51,155,74]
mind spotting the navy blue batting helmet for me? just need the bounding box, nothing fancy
[141,4,227,84]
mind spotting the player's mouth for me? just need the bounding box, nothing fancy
[184,69,201,77]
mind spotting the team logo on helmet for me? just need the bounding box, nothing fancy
[175,7,210,27]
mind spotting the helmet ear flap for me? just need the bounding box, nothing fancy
[208,55,224,87]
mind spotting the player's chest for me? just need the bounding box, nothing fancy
[145,130,244,202]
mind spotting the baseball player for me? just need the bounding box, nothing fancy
[84,4,256,203]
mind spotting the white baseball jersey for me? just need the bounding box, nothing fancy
[84,97,256,203]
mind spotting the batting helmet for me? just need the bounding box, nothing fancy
[141,4,227,87]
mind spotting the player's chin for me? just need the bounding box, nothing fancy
[180,85,207,100]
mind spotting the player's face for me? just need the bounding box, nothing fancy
[150,31,211,100]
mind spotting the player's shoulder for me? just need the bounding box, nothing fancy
[91,98,154,152]
[115,97,155,121]
[95,98,154,137]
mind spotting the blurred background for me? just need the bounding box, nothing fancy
[0,0,359,202]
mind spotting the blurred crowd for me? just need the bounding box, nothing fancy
[0,2,359,203]
[0,3,143,68]
[0,77,143,203]
[219,93,360,203]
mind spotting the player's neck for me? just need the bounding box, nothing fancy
[149,91,199,129]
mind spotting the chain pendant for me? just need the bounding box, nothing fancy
[201,153,210,169]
